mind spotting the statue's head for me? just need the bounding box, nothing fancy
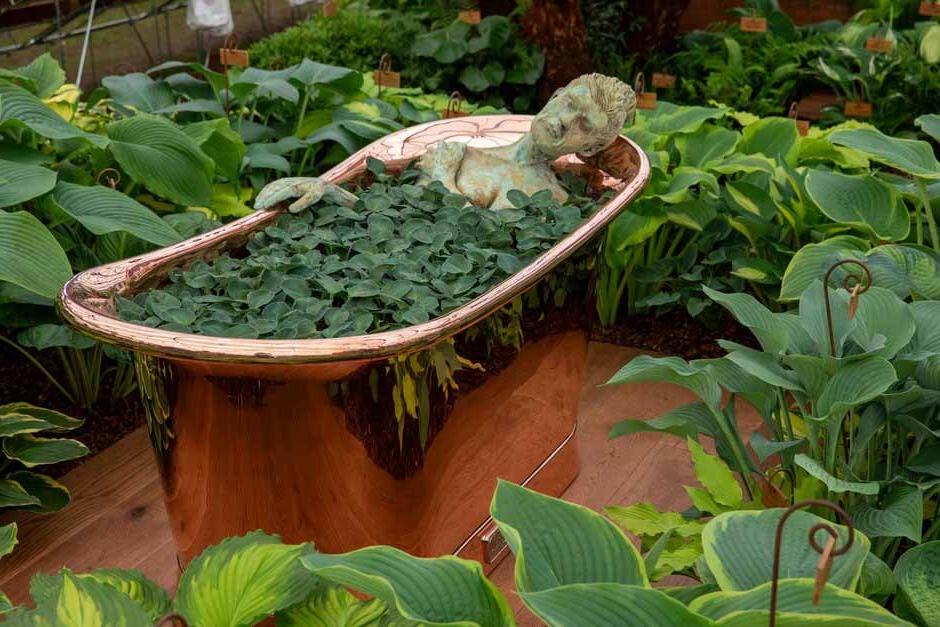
[530,73,635,160]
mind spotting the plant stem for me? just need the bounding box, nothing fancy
[0,336,75,404]
[917,178,940,252]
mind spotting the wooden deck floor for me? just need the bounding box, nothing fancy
[0,342,757,623]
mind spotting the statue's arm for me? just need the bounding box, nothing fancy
[254,177,359,213]
[417,142,467,191]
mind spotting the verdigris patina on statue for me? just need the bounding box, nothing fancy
[254,73,636,212]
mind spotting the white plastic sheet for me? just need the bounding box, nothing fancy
[187,0,234,37]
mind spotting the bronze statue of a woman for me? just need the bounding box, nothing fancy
[254,73,636,212]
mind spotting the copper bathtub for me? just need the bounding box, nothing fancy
[59,115,650,569]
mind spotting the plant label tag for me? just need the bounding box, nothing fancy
[458,9,481,24]
[637,91,657,109]
[920,1,940,16]
[323,0,336,16]
[865,37,893,53]
[374,70,401,88]
[740,16,767,33]
[651,72,676,89]
[844,100,872,118]
[219,48,249,68]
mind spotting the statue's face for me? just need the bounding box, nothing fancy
[530,85,611,158]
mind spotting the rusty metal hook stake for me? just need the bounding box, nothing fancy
[822,260,872,357]
[769,499,855,627]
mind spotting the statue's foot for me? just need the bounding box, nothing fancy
[254,177,358,213]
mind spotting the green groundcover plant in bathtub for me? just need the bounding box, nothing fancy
[0,481,930,625]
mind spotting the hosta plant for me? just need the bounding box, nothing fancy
[0,403,87,514]
[609,279,940,571]
[0,481,915,626]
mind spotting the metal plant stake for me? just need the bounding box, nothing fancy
[769,499,855,627]
[823,260,872,357]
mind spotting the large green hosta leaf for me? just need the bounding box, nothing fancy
[829,128,940,179]
[851,486,922,542]
[0,83,106,147]
[107,114,214,206]
[30,569,171,622]
[5,571,151,626]
[805,170,909,241]
[609,401,717,440]
[675,124,740,168]
[701,509,870,592]
[740,117,800,166]
[794,455,880,496]
[520,583,712,627]
[642,105,728,135]
[608,355,720,409]
[490,480,647,593]
[182,119,246,184]
[175,532,317,627]
[101,73,175,113]
[917,114,940,143]
[301,546,513,627]
[0,159,56,208]
[691,579,907,625]
[13,53,66,98]
[51,182,181,246]
[0,210,71,300]
[894,541,940,627]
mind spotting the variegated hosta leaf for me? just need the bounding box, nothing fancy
[675,124,740,169]
[690,579,907,625]
[894,541,940,627]
[175,531,318,627]
[275,583,386,627]
[5,571,151,626]
[1,435,88,468]
[0,403,82,434]
[520,583,712,627]
[491,480,647,594]
[301,546,514,626]
[30,569,170,622]
[701,509,870,592]
[804,170,909,242]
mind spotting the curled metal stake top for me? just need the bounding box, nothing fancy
[445,91,464,116]
[633,71,646,96]
[769,499,855,627]
[822,260,872,357]
[96,168,120,189]
[379,53,393,73]
[222,33,239,50]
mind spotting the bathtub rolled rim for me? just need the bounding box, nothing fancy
[58,115,651,365]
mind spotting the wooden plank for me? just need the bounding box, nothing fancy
[0,342,758,624]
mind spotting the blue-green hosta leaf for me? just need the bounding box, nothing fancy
[675,124,740,168]
[288,59,362,92]
[2,435,88,468]
[107,114,214,206]
[275,584,386,627]
[101,73,175,113]
[182,119,246,184]
[607,355,720,409]
[520,583,712,627]
[643,105,728,135]
[609,401,716,441]
[722,346,802,391]
[0,211,70,300]
[301,546,512,627]
[907,445,940,477]
[701,509,870,591]
[851,486,922,542]
[799,281,855,356]
[687,438,742,507]
[805,170,908,241]
[858,552,896,600]
[902,301,940,360]
[917,114,940,143]
[829,128,940,179]
[794,454,880,496]
[491,480,647,592]
[740,117,800,166]
[814,357,897,418]
[13,53,65,98]
[17,324,96,350]
[0,83,107,147]
[175,532,317,627]
[690,579,906,625]
[51,182,182,246]
[0,159,56,208]
[894,541,940,627]
[703,286,793,354]
[848,286,914,359]
[749,432,805,463]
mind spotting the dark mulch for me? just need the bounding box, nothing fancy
[589,308,759,360]
[0,336,145,478]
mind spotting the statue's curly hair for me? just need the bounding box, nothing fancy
[565,73,636,155]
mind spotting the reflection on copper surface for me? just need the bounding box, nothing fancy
[59,115,650,567]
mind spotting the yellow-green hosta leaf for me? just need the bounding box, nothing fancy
[829,128,940,179]
[275,584,386,627]
[0,82,107,147]
[0,522,17,558]
[643,104,728,135]
[894,541,940,627]
[604,502,703,538]
[32,571,152,627]
[702,509,870,592]
[0,210,72,300]
[520,583,713,627]
[686,486,728,516]
[491,480,647,593]
[301,546,513,627]
[175,532,316,627]
[30,569,170,622]
[687,438,742,508]
[805,170,909,241]
[691,579,907,625]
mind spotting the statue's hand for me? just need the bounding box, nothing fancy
[254,177,359,213]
